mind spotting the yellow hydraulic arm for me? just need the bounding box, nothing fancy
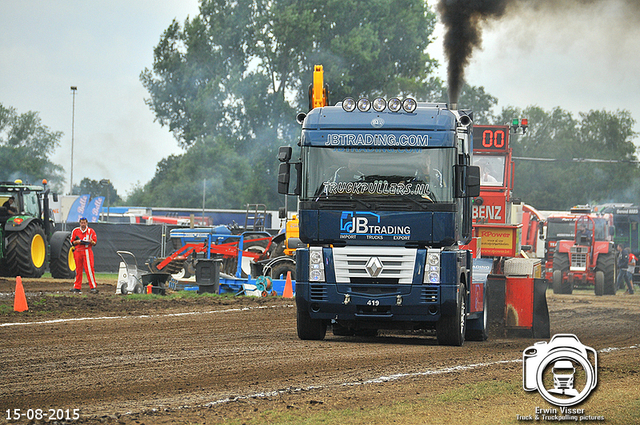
[309,65,329,110]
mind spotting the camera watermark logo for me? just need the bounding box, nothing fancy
[523,334,597,407]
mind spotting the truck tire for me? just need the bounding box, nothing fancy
[552,252,570,294]
[436,284,466,346]
[594,271,604,296]
[49,232,76,279]
[296,296,326,340]
[466,286,488,341]
[596,252,615,295]
[5,220,47,278]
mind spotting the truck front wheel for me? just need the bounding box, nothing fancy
[437,284,466,346]
[296,296,326,340]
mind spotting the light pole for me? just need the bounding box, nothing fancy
[100,179,110,222]
[70,86,77,195]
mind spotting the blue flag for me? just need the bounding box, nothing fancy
[67,194,91,222]
[87,196,104,223]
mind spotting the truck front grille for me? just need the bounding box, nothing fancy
[333,246,416,284]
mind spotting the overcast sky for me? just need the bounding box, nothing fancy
[0,0,199,196]
[2,1,639,197]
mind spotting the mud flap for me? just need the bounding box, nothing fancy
[491,276,551,338]
[532,278,550,338]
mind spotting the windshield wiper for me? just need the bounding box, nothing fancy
[314,194,372,209]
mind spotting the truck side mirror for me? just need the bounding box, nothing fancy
[278,146,292,162]
[455,165,480,198]
[467,166,480,197]
[278,163,291,194]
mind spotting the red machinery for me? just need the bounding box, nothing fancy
[467,123,549,338]
[552,213,615,295]
[151,228,275,278]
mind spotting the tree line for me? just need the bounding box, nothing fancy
[2,0,638,212]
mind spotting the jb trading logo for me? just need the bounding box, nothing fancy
[340,212,411,241]
[517,334,604,422]
[340,211,380,234]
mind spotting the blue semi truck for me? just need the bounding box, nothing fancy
[277,67,484,346]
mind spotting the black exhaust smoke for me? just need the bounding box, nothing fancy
[437,0,640,108]
[438,0,508,107]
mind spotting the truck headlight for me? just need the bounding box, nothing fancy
[424,249,440,284]
[309,247,325,282]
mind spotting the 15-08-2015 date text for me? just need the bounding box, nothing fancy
[6,408,80,421]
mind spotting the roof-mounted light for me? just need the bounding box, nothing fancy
[357,98,371,112]
[402,98,417,113]
[372,98,386,112]
[388,98,402,112]
[342,97,356,112]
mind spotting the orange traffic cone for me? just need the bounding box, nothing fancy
[14,276,28,312]
[282,271,293,298]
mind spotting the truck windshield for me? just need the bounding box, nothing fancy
[302,147,454,203]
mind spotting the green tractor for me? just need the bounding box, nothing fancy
[0,180,75,278]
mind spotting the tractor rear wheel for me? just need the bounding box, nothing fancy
[596,252,615,295]
[552,270,563,294]
[50,233,76,278]
[269,260,296,281]
[552,252,570,294]
[6,220,47,278]
[594,271,605,296]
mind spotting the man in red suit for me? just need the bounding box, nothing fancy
[70,217,98,294]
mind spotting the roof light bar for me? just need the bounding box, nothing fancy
[402,98,417,113]
[372,98,386,112]
[341,97,417,113]
[342,97,356,112]
[388,98,402,112]
[357,98,371,112]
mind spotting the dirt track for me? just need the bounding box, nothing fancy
[1,277,639,424]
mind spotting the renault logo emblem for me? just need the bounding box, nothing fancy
[365,257,383,277]
[371,118,384,128]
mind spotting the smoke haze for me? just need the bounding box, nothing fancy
[437,0,640,106]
